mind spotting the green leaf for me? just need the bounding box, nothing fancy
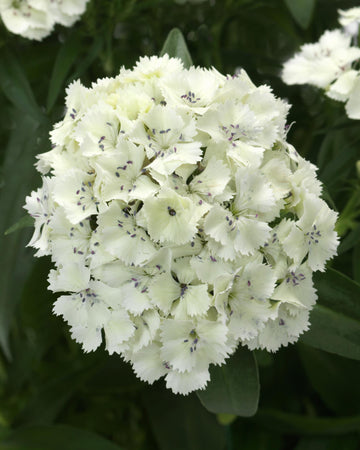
[0,112,50,358]
[0,49,44,123]
[5,258,61,394]
[338,224,360,254]
[231,421,283,450]
[295,436,359,450]
[0,425,123,450]
[70,37,104,81]
[313,269,360,320]
[143,386,226,450]
[255,409,360,435]
[160,28,193,68]
[300,269,360,360]
[197,346,259,417]
[284,0,316,29]
[4,216,34,236]
[301,305,360,360]
[46,33,82,112]
[299,345,360,415]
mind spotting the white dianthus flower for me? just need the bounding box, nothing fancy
[0,0,89,40]
[24,55,338,395]
[281,29,360,89]
[338,7,360,37]
[282,8,360,121]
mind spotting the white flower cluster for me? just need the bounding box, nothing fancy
[0,0,89,40]
[282,7,360,120]
[24,55,338,395]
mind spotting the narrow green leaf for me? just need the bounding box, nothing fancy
[300,305,360,360]
[299,345,360,415]
[0,112,50,358]
[0,49,44,122]
[313,269,360,321]
[160,28,193,68]
[0,425,123,450]
[338,224,360,254]
[5,258,61,394]
[284,0,316,29]
[295,436,359,450]
[197,346,259,417]
[46,33,82,112]
[300,269,360,360]
[70,37,104,81]
[255,409,360,435]
[4,216,34,236]
[143,387,226,450]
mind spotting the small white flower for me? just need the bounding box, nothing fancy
[161,67,221,114]
[246,305,310,352]
[282,29,360,89]
[204,205,271,258]
[160,318,230,373]
[345,76,360,119]
[52,169,98,224]
[165,366,210,395]
[0,0,89,40]
[338,7,360,37]
[326,70,358,102]
[143,187,200,245]
[97,201,158,267]
[282,195,339,271]
[24,177,55,256]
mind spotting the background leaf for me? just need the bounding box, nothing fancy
[284,0,316,29]
[46,33,82,112]
[0,49,45,123]
[197,347,259,417]
[294,435,359,450]
[0,113,50,359]
[159,28,193,68]
[298,345,360,415]
[300,269,360,360]
[255,409,360,435]
[300,305,360,360]
[143,385,226,450]
[0,425,123,450]
[4,216,34,236]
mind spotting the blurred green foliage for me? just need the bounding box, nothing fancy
[1,0,360,448]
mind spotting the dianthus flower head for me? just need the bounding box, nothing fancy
[282,7,360,120]
[24,54,339,395]
[0,0,89,40]
[338,7,360,37]
[281,29,360,89]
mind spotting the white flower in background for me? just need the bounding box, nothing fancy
[282,7,360,120]
[281,30,360,89]
[24,55,338,395]
[338,7,360,37]
[0,0,89,40]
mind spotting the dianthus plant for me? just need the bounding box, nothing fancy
[0,0,89,40]
[24,55,339,395]
[282,7,360,120]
